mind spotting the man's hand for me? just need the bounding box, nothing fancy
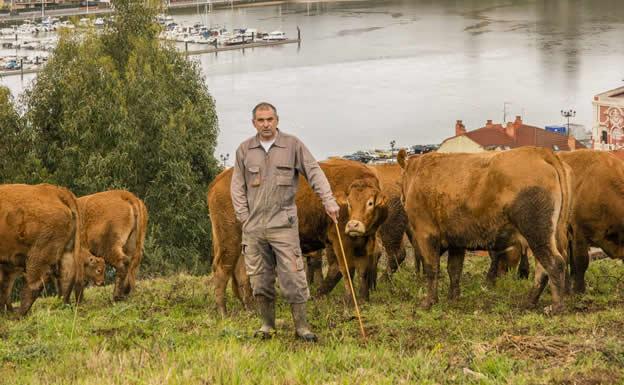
[325,201,340,224]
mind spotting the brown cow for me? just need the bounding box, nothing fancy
[398,147,571,312]
[52,253,106,301]
[305,162,423,284]
[208,158,387,316]
[490,150,624,294]
[77,190,148,301]
[0,184,86,315]
[369,163,423,274]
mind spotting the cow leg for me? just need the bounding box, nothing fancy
[58,251,76,305]
[416,235,440,310]
[317,246,342,297]
[517,250,530,279]
[358,268,370,302]
[511,187,566,313]
[305,251,323,286]
[447,247,465,300]
[109,244,133,301]
[213,263,233,317]
[528,261,549,307]
[571,239,589,294]
[19,261,49,316]
[486,249,500,285]
[383,230,406,275]
[233,256,254,311]
[0,265,19,312]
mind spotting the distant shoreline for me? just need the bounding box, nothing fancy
[0,0,369,23]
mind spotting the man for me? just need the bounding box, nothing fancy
[231,102,340,341]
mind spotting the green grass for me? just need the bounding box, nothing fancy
[2,254,624,384]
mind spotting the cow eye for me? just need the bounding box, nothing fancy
[368,200,373,207]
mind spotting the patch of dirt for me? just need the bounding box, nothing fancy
[94,327,120,337]
[554,368,621,385]
[485,333,585,364]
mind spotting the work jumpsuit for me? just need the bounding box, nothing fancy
[230,131,337,304]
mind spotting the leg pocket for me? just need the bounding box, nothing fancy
[242,242,263,276]
[294,246,304,272]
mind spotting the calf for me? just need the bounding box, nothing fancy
[78,190,148,301]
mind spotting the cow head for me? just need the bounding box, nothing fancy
[84,254,106,286]
[336,178,388,237]
[597,223,624,260]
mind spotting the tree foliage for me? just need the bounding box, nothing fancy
[0,87,43,184]
[21,0,220,275]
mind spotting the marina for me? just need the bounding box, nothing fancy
[0,14,298,76]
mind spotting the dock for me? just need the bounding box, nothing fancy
[0,37,301,77]
[184,38,299,55]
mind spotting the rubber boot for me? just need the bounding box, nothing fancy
[254,295,276,339]
[291,302,317,342]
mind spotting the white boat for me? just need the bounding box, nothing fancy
[57,21,76,30]
[263,31,287,41]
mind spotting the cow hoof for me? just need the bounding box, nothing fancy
[447,292,460,301]
[420,298,434,310]
[546,303,565,315]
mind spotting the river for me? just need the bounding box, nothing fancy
[3,0,624,160]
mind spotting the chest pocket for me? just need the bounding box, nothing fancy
[247,165,261,187]
[276,165,295,205]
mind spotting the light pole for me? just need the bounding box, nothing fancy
[561,109,576,136]
[219,153,230,168]
[390,140,396,152]
[503,101,511,123]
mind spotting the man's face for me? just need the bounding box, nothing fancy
[253,108,279,140]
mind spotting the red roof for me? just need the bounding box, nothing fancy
[445,120,585,151]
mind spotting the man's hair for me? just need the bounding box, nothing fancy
[252,102,278,119]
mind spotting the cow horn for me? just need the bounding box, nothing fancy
[397,148,408,169]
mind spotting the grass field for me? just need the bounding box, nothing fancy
[2,254,624,385]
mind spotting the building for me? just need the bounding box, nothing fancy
[438,116,585,153]
[592,86,624,150]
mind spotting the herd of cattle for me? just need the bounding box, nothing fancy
[0,188,147,316]
[209,148,624,316]
[2,147,622,318]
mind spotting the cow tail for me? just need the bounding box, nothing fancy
[127,195,148,287]
[545,152,572,260]
[58,188,85,298]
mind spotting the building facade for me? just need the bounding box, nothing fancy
[438,116,584,153]
[592,86,624,150]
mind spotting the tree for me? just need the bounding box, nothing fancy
[0,87,43,184]
[22,0,220,275]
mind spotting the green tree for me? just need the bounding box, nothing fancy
[0,87,43,184]
[22,0,220,275]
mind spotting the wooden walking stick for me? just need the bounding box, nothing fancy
[334,222,367,339]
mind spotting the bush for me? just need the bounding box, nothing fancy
[20,0,220,276]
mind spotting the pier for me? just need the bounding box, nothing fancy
[184,38,299,55]
[0,37,301,77]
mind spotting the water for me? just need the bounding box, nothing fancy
[3,0,624,161]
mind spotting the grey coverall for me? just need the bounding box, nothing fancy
[231,131,337,304]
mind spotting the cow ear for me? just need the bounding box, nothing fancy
[376,192,387,208]
[334,191,347,206]
[397,148,408,169]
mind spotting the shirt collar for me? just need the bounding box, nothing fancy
[248,129,285,149]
